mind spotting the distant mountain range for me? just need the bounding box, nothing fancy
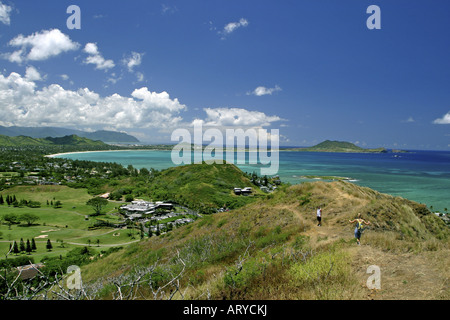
[0,134,107,147]
[0,126,139,144]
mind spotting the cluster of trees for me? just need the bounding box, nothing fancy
[0,194,63,209]
[8,238,38,255]
[0,194,42,208]
[0,255,36,269]
[245,171,281,188]
[1,212,40,229]
[6,238,53,255]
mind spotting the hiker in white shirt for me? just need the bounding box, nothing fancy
[316,207,322,226]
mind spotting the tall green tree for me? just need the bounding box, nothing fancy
[13,241,19,255]
[53,200,62,208]
[3,213,18,229]
[86,197,108,216]
[46,239,53,251]
[26,239,32,254]
[19,238,25,252]
[19,213,40,226]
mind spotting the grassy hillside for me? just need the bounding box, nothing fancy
[80,180,449,300]
[285,140,387,153]
[147,162,264,212]
[0,134,106,147]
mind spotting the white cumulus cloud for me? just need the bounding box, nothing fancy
[24,66,43,81]
[83,42,115,71]
[0,71,187,130]
[220,18,249,39]
[248,85,282,96]
[123,51,143,72]
[194,107,282,128]
[122,52,145,82]
[223,18,249,34]
[0,1,12,25]
[4,29,80,64]
[433,111,450,124]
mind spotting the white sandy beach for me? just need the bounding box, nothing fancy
[44,149,163,158]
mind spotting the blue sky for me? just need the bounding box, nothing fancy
[0,0,449,150]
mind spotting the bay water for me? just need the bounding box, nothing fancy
[53,149,450,212]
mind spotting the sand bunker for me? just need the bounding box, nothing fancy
[35,235,48,239]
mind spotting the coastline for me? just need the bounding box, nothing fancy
[45,147,283,158]
[45,149,167,158]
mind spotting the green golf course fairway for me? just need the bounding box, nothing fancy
[0,185,136,262]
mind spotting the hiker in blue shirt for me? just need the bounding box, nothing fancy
[349,213,371,245]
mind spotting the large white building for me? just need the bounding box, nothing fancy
[120,201,156,215]
[120,201,174,217]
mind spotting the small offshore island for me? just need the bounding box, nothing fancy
[281,140,404,153]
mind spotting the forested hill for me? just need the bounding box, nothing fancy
[146,162,269,212]
[0,134,107,147]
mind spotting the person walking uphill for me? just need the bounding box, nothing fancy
[316,207,322,226]
[349,213,371,245]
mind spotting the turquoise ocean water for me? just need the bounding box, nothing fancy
[53,149,450,212]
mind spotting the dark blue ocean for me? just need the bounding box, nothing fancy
[52,149,450,212]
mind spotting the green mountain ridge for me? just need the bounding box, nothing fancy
[0,134,107,147]
[0,125,139,143]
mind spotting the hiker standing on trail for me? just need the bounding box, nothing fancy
[316,206,322,226]
[349,213,371,245]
